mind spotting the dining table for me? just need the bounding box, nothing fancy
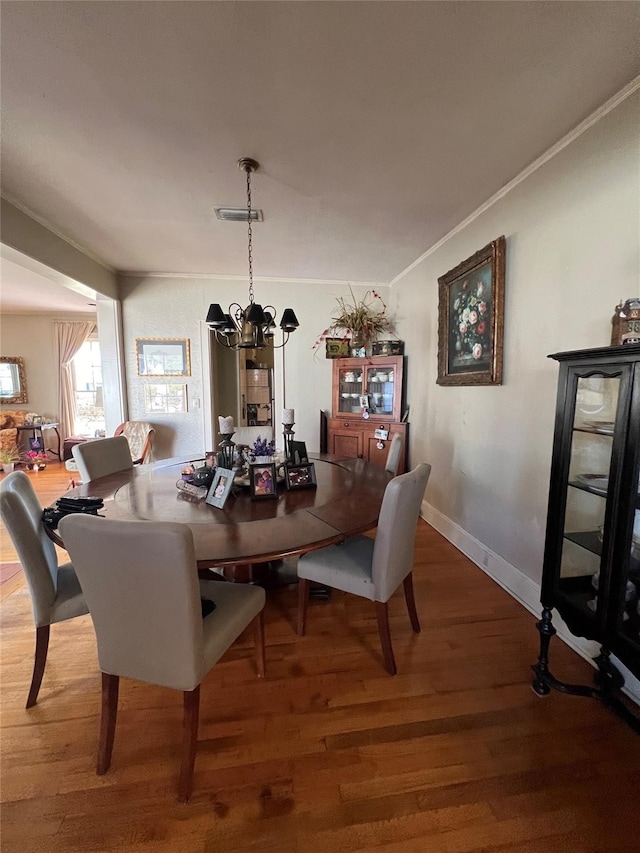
[52,455,393,583]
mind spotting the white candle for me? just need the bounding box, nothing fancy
[283,408,295,425]
[218,415,235,434]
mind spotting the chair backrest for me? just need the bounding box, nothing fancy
[0,471,59,625]
[233,425,274,448]
[114,421,155,464]
[58,515,206,691]
[384,433,404,475]
[372,463,432,601]
[72,435,133,482]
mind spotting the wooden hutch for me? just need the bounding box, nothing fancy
[326,355,408,473]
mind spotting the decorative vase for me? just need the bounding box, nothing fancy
[351,332,367,357]
[2,463,15,474]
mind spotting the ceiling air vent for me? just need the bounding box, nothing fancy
[214,208,263,222]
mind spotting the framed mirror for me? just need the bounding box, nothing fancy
[0,356,28,404]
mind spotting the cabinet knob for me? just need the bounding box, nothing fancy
[344,422,349,427]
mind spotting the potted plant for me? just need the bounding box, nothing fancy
[0,444,20,474]
[314,287,394,357]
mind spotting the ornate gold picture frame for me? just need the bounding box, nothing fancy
[437,236,506,386]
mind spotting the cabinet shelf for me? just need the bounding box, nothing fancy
[568,480,608,498]
[565,530,602,557]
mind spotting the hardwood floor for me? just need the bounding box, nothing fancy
[2,463,640,852]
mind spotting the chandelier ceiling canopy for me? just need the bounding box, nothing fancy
[205,158,299,350]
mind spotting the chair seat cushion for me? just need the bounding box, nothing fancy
[298,536,377,601]
[48,563,90,625]
[199,580,265,673]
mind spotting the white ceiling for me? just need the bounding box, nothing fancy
[1,1,639,314]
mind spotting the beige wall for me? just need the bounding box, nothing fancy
[392,88,640,586]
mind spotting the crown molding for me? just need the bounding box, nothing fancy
[391,74,640,286]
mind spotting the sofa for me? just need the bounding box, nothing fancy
[0,410,30,455]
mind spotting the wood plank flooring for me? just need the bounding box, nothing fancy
[2,463,640,852]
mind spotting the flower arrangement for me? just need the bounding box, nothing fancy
[313,287,394,355]
[452,278,490,361]
[21,449,49,469]
[250,436,276,460]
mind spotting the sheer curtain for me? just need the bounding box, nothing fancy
[55,321,95,439]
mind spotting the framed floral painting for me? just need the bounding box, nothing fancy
[437,236,505,386]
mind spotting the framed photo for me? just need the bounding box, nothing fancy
[285,462,317,490]
[289,440,308,464]
[205,467,235,509]
[325,338,350,359]
[249,462,278,500]
[437,236,505,386]
[143,383,188,414]
[136,338,191,377]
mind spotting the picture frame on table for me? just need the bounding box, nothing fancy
[289,440,308,464]
[437,235,505,386]
[205,466,235,509]
[285,462,317,490]
[249,462,278,500]
[136,338,191,377]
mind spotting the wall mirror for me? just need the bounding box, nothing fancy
[0,356,28,404]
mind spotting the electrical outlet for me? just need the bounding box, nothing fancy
[482,551,490,568]
[192,396,200,409]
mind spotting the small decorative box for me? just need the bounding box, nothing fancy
[372,340,404,356]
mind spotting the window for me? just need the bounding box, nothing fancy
[73,338,106,436]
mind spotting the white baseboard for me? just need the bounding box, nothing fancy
[421,501,640,706]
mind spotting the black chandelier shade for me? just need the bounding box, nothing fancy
[206,301,300,349]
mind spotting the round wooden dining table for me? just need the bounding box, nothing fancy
[59,456,392,581]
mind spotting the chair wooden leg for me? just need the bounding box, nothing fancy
[375,601,397,676]
[97,672,119,775]
[26,625,50,708]
[178,686,200,803]
[403,572,421,633]
[253,612,266,678]
[297,578,310,636]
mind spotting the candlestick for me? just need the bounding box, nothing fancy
[218,415,235,434]
[283,422,295,462]
[217,431,236,470]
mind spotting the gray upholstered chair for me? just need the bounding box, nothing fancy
[58,514,266,802]
[384,432,404,475]
[72,434,133,482]
[0,471,89,707]
[297,463,431,675]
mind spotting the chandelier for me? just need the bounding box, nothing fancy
[205,157,299,350]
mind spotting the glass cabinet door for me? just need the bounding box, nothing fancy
[337,365,363,414]
[365,364,395,416]
[613,466,640,651]
[559,374,620,620]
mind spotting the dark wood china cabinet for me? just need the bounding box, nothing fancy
[532,344,640,732]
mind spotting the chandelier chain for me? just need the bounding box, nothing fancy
[246,167,254,304]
